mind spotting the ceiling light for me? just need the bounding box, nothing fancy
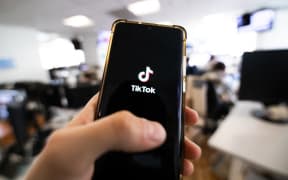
[63,15,94,28]
[127,0,160,16]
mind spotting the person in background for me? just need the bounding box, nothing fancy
[186,57,200,75]
[203,61,235,120]
[205,55,218,71]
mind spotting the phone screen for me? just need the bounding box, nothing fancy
[93,21,185,180]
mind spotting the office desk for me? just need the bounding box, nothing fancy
[208,101,288,176]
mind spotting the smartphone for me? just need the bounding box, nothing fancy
[93,19,186,180]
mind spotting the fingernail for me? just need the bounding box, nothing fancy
[146,121,166,142]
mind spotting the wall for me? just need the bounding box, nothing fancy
[0,25,48,83]
[257,9,288,50]
[82,34,99,66]
[82,32,110,77]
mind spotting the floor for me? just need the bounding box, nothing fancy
[183,133,226,180]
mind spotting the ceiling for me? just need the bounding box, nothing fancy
[0,0,287,36]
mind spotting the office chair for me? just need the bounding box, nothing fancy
[206,81,219,119]
[205,80,234,133]
[7,102,28,154]
[0,99,29,178]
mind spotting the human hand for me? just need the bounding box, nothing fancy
[26,94,201,180]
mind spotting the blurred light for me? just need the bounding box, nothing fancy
[158,21,173,25]
[75,49,85,63]
[97,30,111,44]
[127,0,160,16]
[189,53,211,67]
[39,38,85,69]
[63,15,94,28]
[37,32,59,42]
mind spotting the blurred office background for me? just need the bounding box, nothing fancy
[0,0,288,179]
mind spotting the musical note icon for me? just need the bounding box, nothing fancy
[138,66,154,82]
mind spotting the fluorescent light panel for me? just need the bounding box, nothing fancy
[127,0,160,16]
[63,15,94,28]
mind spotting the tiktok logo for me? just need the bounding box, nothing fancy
[132,66,156,94]
[138,66,154,82]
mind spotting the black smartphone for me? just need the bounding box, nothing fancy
[93,19,186,180]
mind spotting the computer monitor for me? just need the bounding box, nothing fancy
[239,50,288,122]
[237,8,275,32]
[250,8,275,32]
[0,90,26,119]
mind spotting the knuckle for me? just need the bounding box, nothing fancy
[109,111,148,151]
[115,110,134,120]
[114,112,133,131]
[111,111,139,139]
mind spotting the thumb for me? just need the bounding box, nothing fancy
[64,110,167,160]
[100,111,167,153]
[88,111,167,157]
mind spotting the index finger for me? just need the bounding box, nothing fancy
[67,93,99,127]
